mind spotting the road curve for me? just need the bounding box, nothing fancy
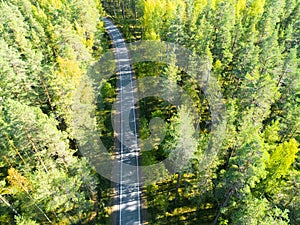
[103,18,142,225]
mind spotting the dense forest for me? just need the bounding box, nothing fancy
[103,0,299,224]
[0,0,299,225]
[0,0,110,224]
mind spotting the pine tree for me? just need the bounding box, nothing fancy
[0,99,99,224]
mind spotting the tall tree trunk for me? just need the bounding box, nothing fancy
[0,194,20,217]
[212,185,236,225]
[4,133,26,164]
[27,134,48,173]
[39,73,54,111]
[121,0,125,19]
[174,172,181,206]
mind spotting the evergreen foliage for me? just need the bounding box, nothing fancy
[0,0,107,224]
[102,0,299,224]
[1,0,299,224]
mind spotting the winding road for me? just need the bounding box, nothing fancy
[104,18,142,225]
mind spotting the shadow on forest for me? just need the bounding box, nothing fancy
[145,174,217,225]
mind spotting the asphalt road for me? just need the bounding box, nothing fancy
[104,18,142,225]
